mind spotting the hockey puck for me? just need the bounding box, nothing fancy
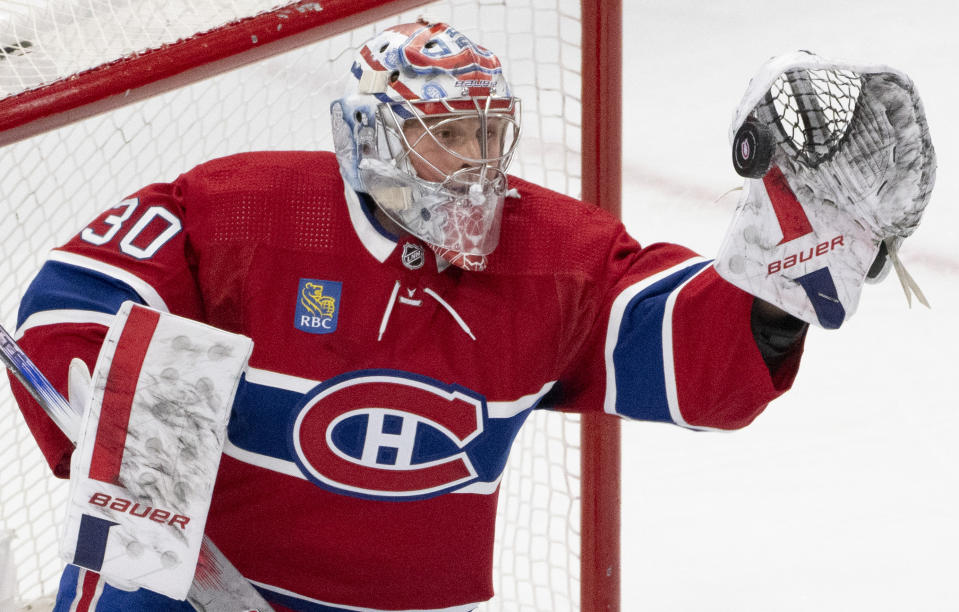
[732,118,773,178]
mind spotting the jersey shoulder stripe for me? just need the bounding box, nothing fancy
[17,258,148,328]
[603,257,711,422]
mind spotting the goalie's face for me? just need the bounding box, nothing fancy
[354,100,520,265]
[401,113,517,185]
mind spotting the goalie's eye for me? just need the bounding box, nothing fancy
[428,120,482,154]
[433,125,465,146]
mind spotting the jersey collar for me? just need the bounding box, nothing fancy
[344,185,397,263]
[344,186,450,271]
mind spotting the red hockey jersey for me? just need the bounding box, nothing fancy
[11,151,803,611]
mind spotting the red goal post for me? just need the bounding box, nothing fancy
[0,1,622,609]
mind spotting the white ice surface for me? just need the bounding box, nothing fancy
[619,1,958,610]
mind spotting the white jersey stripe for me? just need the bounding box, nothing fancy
[224,439,503,496]
[662,265,726,432]
[15,309,114,339]
[486,380,555,418]
[244,367,556,419]
[223,439,306,480]
[244,366,321,394]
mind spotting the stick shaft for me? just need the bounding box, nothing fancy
[0,324,80,439]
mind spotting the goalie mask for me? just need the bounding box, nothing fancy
[331,21,521,271]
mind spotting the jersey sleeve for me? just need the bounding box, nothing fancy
[10,180,204,476]
[559,224,804,431]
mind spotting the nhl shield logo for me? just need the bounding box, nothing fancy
[402,243,425,270]
[295,279,342,334]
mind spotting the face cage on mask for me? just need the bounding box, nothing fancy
[376,96,522,196]
[354,96,522,257]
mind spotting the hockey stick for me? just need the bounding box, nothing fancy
[0,323,273,612]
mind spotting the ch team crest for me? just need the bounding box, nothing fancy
[290,371,489,501]
[295,279,342,334]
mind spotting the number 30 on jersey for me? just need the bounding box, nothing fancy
[81,198,182,260]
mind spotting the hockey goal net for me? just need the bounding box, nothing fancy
[0,1,621,610]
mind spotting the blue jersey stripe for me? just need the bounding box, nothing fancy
[17,261,146,327]
[254,584,358,612]
[610,261,710,422]
[228,376,304,461]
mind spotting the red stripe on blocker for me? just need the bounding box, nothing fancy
[763,166,814,245]
[88,305,161,484]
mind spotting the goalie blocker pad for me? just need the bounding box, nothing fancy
[715,51,935,328]
[60,302,253,601]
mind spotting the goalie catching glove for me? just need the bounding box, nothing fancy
[715,51,936,328]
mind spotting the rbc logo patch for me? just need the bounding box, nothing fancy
[295,279,341,334]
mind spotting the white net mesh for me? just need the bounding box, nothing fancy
[0,0,589,609]
[0,0,292,96]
